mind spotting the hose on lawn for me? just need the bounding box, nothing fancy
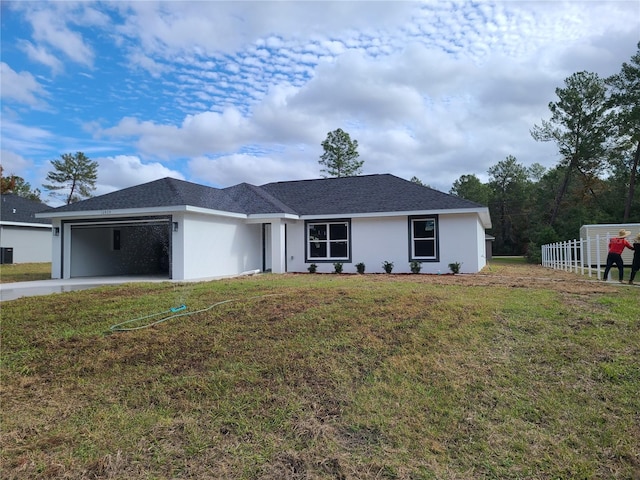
[109,293,283,332]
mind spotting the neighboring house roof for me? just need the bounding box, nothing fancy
[1,194,52,225]
[38,174,490,227]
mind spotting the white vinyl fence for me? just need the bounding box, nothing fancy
[541,234,632,279]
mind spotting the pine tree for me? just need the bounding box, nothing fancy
[319,128,363,178]
[43,152,98,204]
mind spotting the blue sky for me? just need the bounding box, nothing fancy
[1,1,639,205]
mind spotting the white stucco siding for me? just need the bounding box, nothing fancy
[180,213,262,280]
[436,214,486,273]
[285,213,486,274]
[0,225,52,263]
[351,216,410,274]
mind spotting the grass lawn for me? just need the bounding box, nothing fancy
[1,264,639,479]
[490,256,526,264]
[0,263,51,283]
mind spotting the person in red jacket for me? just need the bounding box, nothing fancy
[603,229,634,283]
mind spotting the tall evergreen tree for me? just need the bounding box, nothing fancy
[487,156,529,254]
[319,128,363,178]
[43,152,98,204]
[606,42,640,221]
[449,174,490,205]
[531,71,610,225]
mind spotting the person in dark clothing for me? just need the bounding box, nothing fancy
[603,229,634,283]
[629,233,640,285]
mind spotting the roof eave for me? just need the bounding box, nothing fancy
[300,207,492,228]
[0,221,52,228]
[36,205,190,219]
[246,213,300,223]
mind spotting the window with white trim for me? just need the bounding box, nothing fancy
[409,216,438,261]
[306,220,351,262]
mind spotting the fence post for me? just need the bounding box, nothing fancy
[595,234,601,280]
[578,239,584,275]
[586,237,592,277]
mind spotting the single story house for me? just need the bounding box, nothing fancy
[36,174,492,280]
[1,194,52,264]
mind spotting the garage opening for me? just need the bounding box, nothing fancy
[68,218,171,278]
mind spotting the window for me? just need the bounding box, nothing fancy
[409,216,438,261]
[306,220,351,262]
[113,229,121,251]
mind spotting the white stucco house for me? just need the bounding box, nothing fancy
[1,194,52,264]
[36,174,492,280]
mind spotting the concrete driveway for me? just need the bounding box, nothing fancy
[0,272,255,302]
[0,276,171,302]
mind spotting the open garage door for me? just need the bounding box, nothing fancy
[68,218,171,278]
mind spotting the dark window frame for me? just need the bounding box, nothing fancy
[305,219,351,263]
[408,215,439,262]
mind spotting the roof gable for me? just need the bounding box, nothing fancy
[46,177,247,214]
[1,194,52,224]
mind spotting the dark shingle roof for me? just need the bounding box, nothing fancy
[260,174,484,215]
[47,177,246,214]
[222,183,298,215]
[42,174,485,217]
[1,194,52,224]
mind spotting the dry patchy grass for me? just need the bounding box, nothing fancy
[1,264,639,479]
[0,263,51,283]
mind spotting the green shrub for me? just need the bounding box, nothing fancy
[333,262,343,274]
[307,263,317,273]
[448,261,462,274]
[382,261,394,274]
[355,262,366,274]
[410,260,422,274]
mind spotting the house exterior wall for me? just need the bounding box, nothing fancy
[0,224,52,263]
[579,223,640,266]
[179,212,263,280]
[285,213,486,274]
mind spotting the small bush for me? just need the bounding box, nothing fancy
[382,261,394,274]
[448,262,462,274]
[333,262,343,274]
[355,262,366,274]
[307,263,317,273]
[410,260,422,274]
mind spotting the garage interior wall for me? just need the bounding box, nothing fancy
[70,223,170,277]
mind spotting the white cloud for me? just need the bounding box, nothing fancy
[18,41,64,74]
[26,8,94,67]
[94,155,185,195]
[0,118,54,155]
[0,149,34,175]
[100,108,257,157]
[0,63,47,106]
[189,152,317,187]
